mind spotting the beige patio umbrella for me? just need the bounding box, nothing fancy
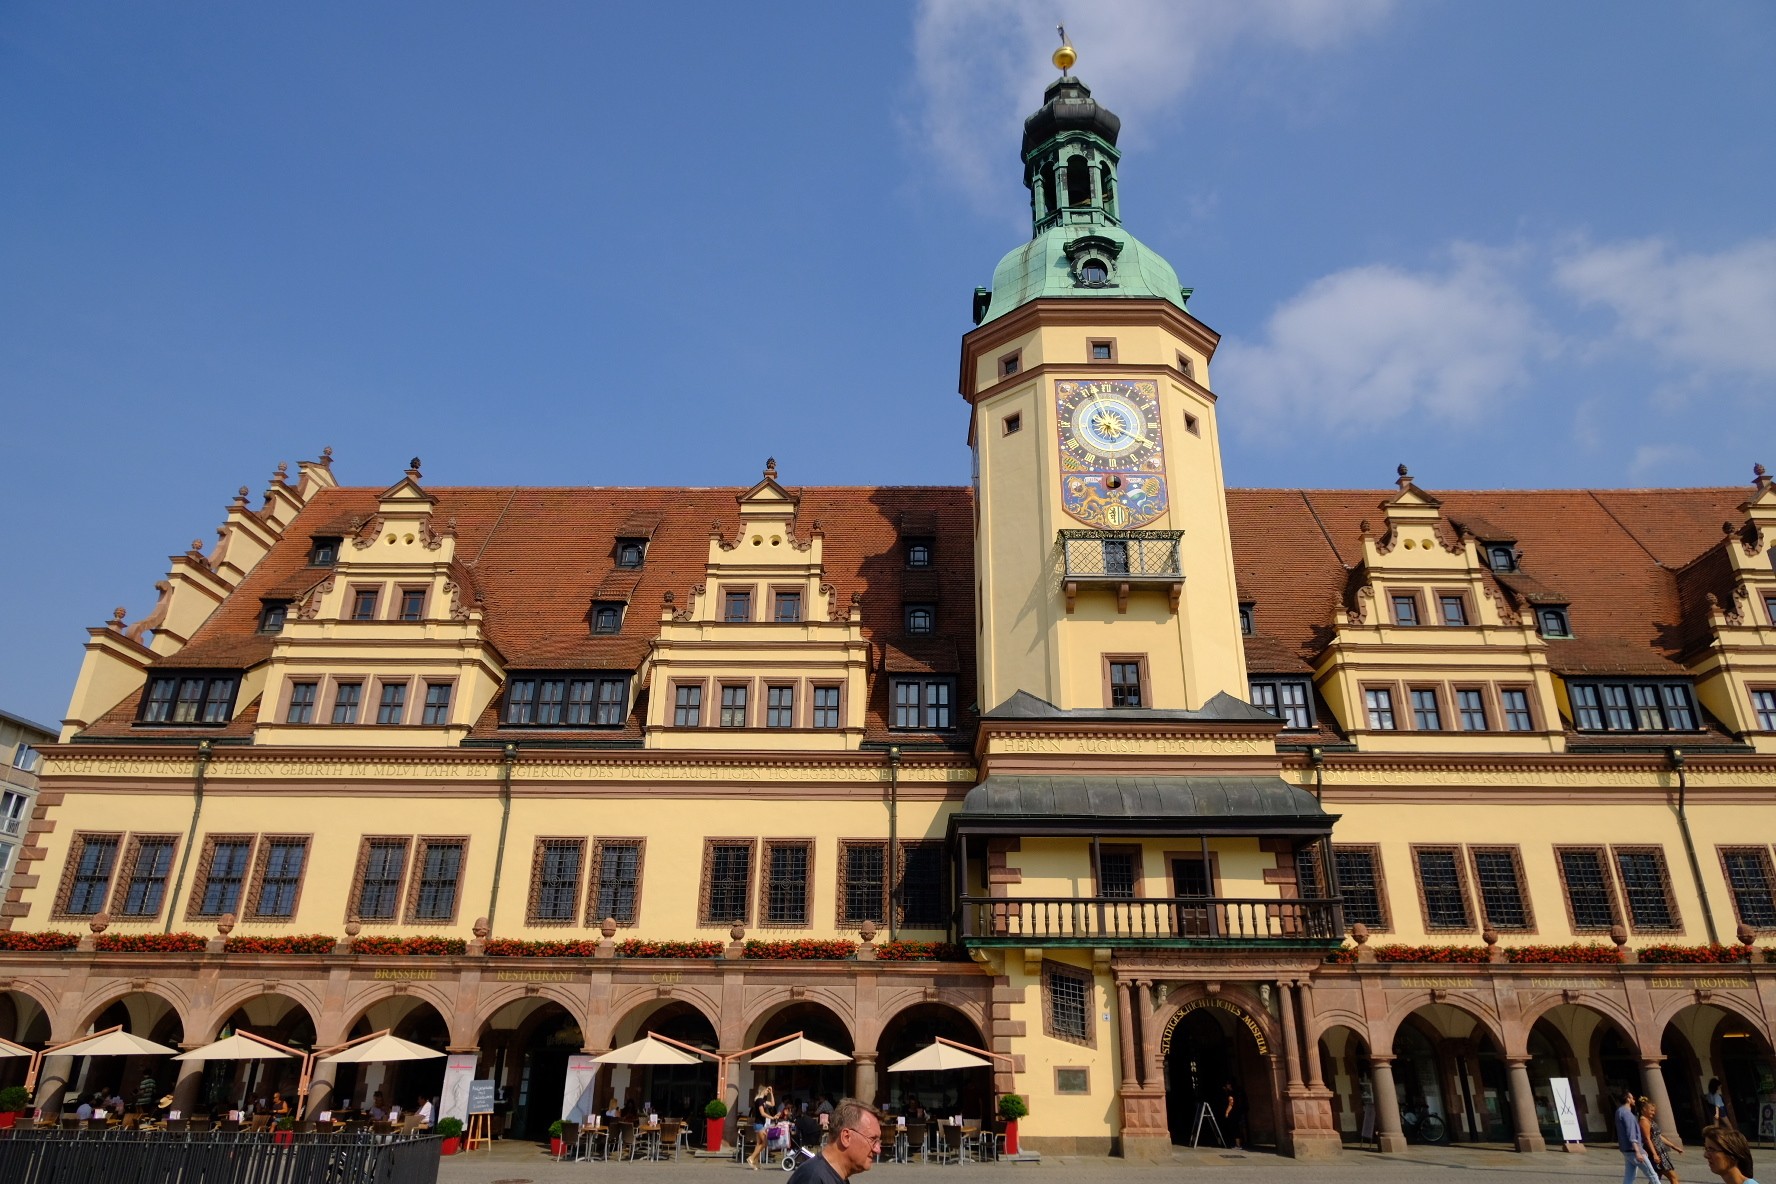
[594,1035,702,1066]
[53,1030,179,1058]
[316,1033,444,1065]
[751,1036,852,1065]
[174,1033,301,1061]
[884,1043,992,1073]
[0,1037,32,1058]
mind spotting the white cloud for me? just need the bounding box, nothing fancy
[1555,235,1776,378]
[1628,443,1699,481]
[909,0,1394,203]
[1215,247,1544,432]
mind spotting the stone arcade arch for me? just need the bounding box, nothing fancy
[603,999,719,1121]
[875,1002,990,1118]
[1518,1001,1643,1145]
[476,995,583,1141]
[308,995,451,1120]
[1384,1001,1512,1146]
[0,988,52,1090]
[1157,986,1280,1150]
[1316,1023,1370,1145]
[190,991,319,1117]
[40,987,189,1114]
[1659,1000,1776,1142]
[742,1000,856,1111]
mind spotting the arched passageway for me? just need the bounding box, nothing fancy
[477,998,581,1141]
[748,1002,855,1109]
[1390,1004,1510,1145]
[599,1002,717,1121]
[1164,999,1276,1149]
[1661,1003,1776,1143]
[876,1004,989,1119]
[0,990,51,1091]
[1317,1024,1370,1144]
[1522,1004,1640,1144]
[194,993,317,1116]
[53,991,185,1116]
[333,998,449,1119]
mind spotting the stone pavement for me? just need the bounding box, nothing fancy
[436,1140,1672,1184]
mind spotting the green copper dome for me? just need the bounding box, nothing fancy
[973,75,1191,326]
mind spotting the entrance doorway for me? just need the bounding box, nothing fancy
[1163,999,1273,1149]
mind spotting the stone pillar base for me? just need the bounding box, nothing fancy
[1121,1134,1173,1161]
[1282,1093,1343,1159]
[1377,1132,1408,1153]
[1285,1127,1345,1159]
[1514,1132,1548,1153]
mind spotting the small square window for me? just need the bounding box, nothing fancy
[723,589,753,623]
[259,602,288,634]
[999,351,1021,378]
[592,602,623,634]
[1538,607,1571,638]
[1238,603,1254,636]
[773,590,802,623]
[1183,412,1200,436]
[1002,413,1022,436]
[905,604,935,635]
[907,541,933,568]
[1439,595,1467,626]
[616,540,646,568]
[399,589,426,622]
[1176,353,1195,380]
[308,537,340,567]
[1487,545,1516,573]
[1088,339,1115,362]
[351,588,379,621]
[1391,595,1420,627]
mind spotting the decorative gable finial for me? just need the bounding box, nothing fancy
[1756,462,1770,492]
[407,457,423,481]
[320,446,334,464]
[764,457,778,480]
[1358,518,1372,539]
[1396,463,1412,491]
[109,607,127,631]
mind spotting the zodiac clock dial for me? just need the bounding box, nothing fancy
[1055,378,1169,528]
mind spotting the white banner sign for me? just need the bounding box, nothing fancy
[1549,1078,1583,1143]
[562,1055,600,1123]
[439,1053,478,1125]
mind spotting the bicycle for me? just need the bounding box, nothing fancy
[1401,1106,1449,1144]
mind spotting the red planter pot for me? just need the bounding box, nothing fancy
[1003,1119,1019,1156]
[441,1137,461,1155]
[273,1130,294,1145]
[707,1117,725,1152]
[550,1137,564,1156]
[0,1113,17,1130]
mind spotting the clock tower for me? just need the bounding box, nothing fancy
[961,50,1247,714]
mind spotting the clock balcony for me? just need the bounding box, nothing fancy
[1059,529,1183,614]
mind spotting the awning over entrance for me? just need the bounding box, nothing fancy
[953,774,1336,837]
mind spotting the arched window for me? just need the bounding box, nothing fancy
[1099,164,1116,217]
[1040,165,1057,217]
[1078,258,1109,285]
[1066,154,1091,206]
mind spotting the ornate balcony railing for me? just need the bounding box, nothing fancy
[1058,530,1184,612]
[958,895,1344,948]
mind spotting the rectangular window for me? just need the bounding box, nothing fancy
[1294,842,1325,899]
[999,351,1020,377]
[286,681,318,724]
[1001,413,1021,436]
[1098,850,1138,899]
[595,678,626,726]
[1411,688,1443,731]
[1391,594,1420,627]
[1660,684,1695,730]
[591,840,642,925]
[773,590,802,623]
[1456,689,1488,731]
[1108,659,1145,708]
[592,602,623,634]
[1044,963,1091,1043]
[899,842,947,929]
[766,685,795,728]
[1239,604,1254,636]
[1570,680,1699,732]
[504,675,628,727]
[1333,847,1387,929]
[197,838,254,918]
[1102,539,1129,574]
[1720,848,1776,930]
[720,684,749,728]
[841,842,887,925]
[703,842,753,926]
[812,686,841,729]
[891,678,953,730]
[530,840,584,924]
[536,679,565,725]
[1471,847,1531,930]
[1614,848,1678,931]
[421,682,451,725]
[565,679,595,725]
[763,841,811,927]
[331,682,362,724]
[1501,688,1534,731]
[1767,595,1776,626]
[399,589,426,622]
[1752,689,1776,731]
[1438,595,1468,626]
[357,839,408,921]
[64,835,120,916]
[1250,679,1313,729]
[723,589,752,623]
[352,588,379,621]
[253,838,308,919]
[142,674,237,725]
[1088,338,1115,361]
[907,540,933,568]
[1601,684,1632,730]
[1633,684,1662,730]
[412,840,465,922]
[905,604,936,634]
[1365,687,1397,730]
[1414,847,1471,930]
[1557,847,1618,930]
[616,540,645,568]
[376,682,406,725]
[143,678,177,722]
[258,602,288,634]
[1488,545,1515,573]
[1539,607,1571,638]
[117,836,176,918]
[308,537,340,567]
[674,684,702,727]
[0,791,20,836]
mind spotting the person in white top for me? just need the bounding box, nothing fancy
[75,1098,95,1121]
[417,1099,435,1126]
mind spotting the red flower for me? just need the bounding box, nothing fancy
[223,934,336,954]
[0,931,80,951]
[1636,943,1752,964]
[93,932,206,953]
[614,939,722,959]
[349,935,467,956]
[1370,944,1490,964]
[874,941,966,962]
[1503,944,1623,964]
[742,939,857,960]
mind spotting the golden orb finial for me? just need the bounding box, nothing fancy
[1052,24,1076,73]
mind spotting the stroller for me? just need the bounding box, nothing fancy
[778,1113,826,1172]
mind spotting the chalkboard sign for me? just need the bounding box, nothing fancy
[468,1079,496,1116]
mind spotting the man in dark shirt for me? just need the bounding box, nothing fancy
[788,1098,881,1184]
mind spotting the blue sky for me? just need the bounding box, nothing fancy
[2,2,1773,726]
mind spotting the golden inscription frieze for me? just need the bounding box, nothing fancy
[992,735,1270,756]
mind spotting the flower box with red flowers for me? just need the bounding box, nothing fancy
[1371,944,1491,964]
[223,934,337,955]
[1635,943,1753,964]
[485,938,603,958]
[349,935,467,956]
[743,939,857,961]
[93,932,207,953]
[1504,944,1624,964]
[873,941,968,962]
[0,931,80,952]
[614,939,723,959]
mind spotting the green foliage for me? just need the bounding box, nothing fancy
[434,1117,464,1138]
[997,1094,1029,1120]
[0,1085,31,1112]
[548,1119,566,1137]
[704,1099,729,1119]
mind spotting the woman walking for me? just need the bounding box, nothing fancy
[746,1086,777,1170]
[1639,1097,1684,1184]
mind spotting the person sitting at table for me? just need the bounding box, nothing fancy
[905,1097,928,1123]
[106,1090,125,1117]
[416,1097,435,1126]
[75,1095,96,1121]
[270,1092,291,1119]
[368,1092,389,1121]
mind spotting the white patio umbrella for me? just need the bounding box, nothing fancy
[884,1043,992,1073]
[751,1037,852,1065]
[0,1037,32,1059]
[316,1033,444,1065]
[53,1030,179,1058]
[174,1033,300,1062]
[594,1036,702,1066]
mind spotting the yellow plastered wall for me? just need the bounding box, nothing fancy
[1006,837,1278,898]
[1001,951,1121,1141]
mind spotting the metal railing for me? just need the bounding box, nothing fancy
[1059,530,1183,579]
[959,895,1344,945]
[0,1128,443,1184]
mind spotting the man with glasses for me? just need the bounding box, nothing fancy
[1702,1125,1757,1184]
[788,1098,881,1184]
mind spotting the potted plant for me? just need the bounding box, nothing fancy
[704,1098,729,1152]
[273,1115,295,1144]
[435,1116,464,1154]
[997,1093,1029,1156]
[548,1118,567,1157]
[0,1085,30,1129]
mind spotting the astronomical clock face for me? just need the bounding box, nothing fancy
[1055,378,1168,528]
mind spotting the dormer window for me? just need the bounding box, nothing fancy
[504,674,631,727]
[1077,259,1109,286]
[1239,603,1255,636]
[1538,607,1571,639]
[1568,679,1699,733]
[591,602,624,634]
[140,673,238,725]
[308,537,340,567]
[1487,545,1516,573]
[905,604,936,635]
[907,540,933,568]
[616,540,646,569]
[258,601,289,634]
